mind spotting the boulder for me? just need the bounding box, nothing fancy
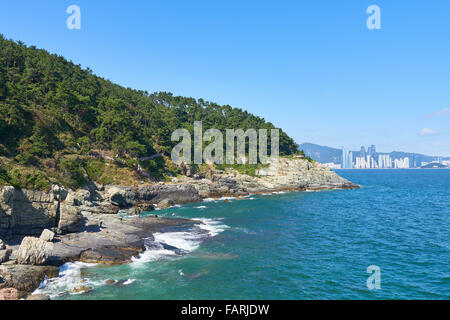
[26,293,50,300]
[73,285,92,294]
[157,199,175,209]
[79,245,144,265]
[137,184,201,204]
[126,208,140,216]
[138,203,155,212]
[39,229,55,242]
[0,239,5,250]
[0,249,11,263]
[16,237,54,265]
[108,187,128,207]
[0,287,19,300]
[0,265,59,293]
[58,203,83,233]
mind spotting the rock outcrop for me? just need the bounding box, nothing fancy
[186,158,358,197]
[0,287,19,300]
[16,236,54,265]
[0,265,59,296]
[0,157,357,240]
[39,229,55,242]
[0,249,11,264]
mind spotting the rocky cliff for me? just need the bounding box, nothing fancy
[0,157,357,239]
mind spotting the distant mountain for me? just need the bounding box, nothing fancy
[299,143,449,166]
[299,143,342,164]
[421,162,448,169]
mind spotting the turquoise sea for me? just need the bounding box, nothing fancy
[37,170,450,300]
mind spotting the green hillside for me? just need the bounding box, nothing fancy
[0,35,299,190]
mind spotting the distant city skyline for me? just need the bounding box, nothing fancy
[339,144,449,169]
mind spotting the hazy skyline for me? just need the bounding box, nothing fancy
[1,0,449,156]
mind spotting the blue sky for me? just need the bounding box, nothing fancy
[1,0,449,156]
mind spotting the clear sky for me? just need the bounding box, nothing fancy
[1,0,449,156]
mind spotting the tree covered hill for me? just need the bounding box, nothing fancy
[0,35,299,190]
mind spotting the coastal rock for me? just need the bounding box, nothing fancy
[108,186,128,207]
[16,237,54,265]
[0,187,58,236]
[0,239,5,250]
[0,287,19,300]
[79,245,144,265]
[137,203,155,213]
[73,285,92,294]
[39,229,55,242]
[157,199,175,209]
[0,265,59,294]
[126,208,140,216]
[58,204,83,233]
[26,293,51,300]
[137,184,201,205]
[0,249,11,263]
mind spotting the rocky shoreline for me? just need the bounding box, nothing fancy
[0,157,358,300]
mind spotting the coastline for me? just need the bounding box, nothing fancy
[0,157,359,300]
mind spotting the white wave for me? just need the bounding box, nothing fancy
[123,279,135,285]
[131,240,177,264]
[33,262,97,299]
[272,191,286,194]
[203,196,237,202]
[153,231,203,252]
[219,196,237,201]
[193,218,229,237]
[196,206,207,209]
[133,218,229,265]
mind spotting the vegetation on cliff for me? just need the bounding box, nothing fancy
[0,35,300,190]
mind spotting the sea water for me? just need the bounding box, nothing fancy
[36,170,450,300]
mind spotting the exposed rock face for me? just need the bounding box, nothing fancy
[157,199,175,209]
[73,285,92,294]
[16,237,54,265]
[108,186,128,207]
[0,157,358,240]
[58,204,83,233]
[39,229,55,242]
[79,245,144,265]
[0,265,59,295]
[26,293,50,300]
[0,287,19,300]
[0,187,58,236]
[187,158,359,197]
[0,249,11,263]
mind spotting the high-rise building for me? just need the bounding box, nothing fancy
[394,157,410,169]
[360,146,366,158]
[378,154,392,168]
[368,145,376,158]
[341,148,353,169]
